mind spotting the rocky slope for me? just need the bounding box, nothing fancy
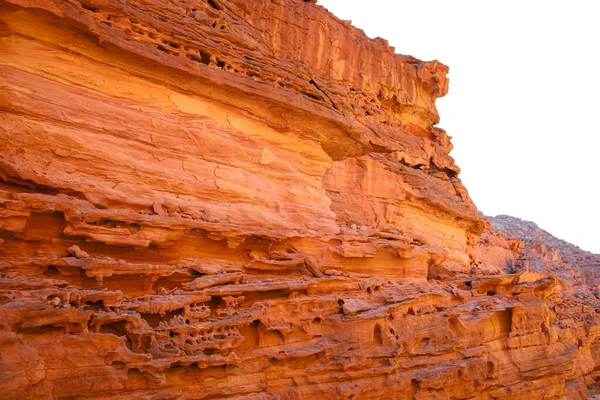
[489,215,600,287]
[0,0,597,398]
[488,215,600,395]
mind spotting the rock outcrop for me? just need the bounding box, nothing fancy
[488,215,600,396]
[0,0,597,398]
[489,215,600,287]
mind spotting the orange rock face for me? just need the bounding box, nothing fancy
[0,0,597,398]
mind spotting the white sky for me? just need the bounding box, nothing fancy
[318,0,600,254]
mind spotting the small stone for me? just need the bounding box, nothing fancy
[153,200,167,216]
[68,245,89,259]
[50,297,60,306]
[259,148,275,165]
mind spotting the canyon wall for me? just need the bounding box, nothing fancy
[0,0,598,398]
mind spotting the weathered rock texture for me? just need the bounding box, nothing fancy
[488,216,600,396]
[0,0,597,398]
[489,216,600,288]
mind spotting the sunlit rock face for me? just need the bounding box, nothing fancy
[0,0,597,398]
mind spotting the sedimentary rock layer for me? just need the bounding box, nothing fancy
[0,0,597,398]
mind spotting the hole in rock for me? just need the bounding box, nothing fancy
[140,313,161,328]
[187,54,204,63]
[84,300,104,311]
[203,365,227,379]
[153,274,193,292]
[81,3,98,12]
[108,360,125,370]
[98,321,133,348]
[373,324,383,345]
[171,361,201,371]
[204,348,221,356]
[302,91,322,101]
[369,285,382,294]
[157,45,173,54]
[411,379,420,394]
[19,324,64,335]
[102,275,153,297]
[22,212,66,240]
[198,50,211,65]
[140,335,152,350]
[444,168,457,178]
[99,320,127,337]
[262,330,285,346]
[486,361,495,375]
[292,289,308,298]
[126,368,148,383]
[243,289,289,303]
[45,265,61,278]
[207,0,222,10]
[237,320,260,351]
[159,308,185,324]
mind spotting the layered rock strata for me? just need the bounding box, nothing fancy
[488,216,600,395]
[0,0,596,398]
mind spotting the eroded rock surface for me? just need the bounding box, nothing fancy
[487,215,600,396]
[0,0,597,398]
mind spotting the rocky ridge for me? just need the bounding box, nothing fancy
[488,215,600,395]
[0,0,598,398]
[489,215,600,287]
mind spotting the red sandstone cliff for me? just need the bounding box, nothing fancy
[0,0,597,398]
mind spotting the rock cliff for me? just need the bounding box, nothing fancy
[0,0,598,398]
